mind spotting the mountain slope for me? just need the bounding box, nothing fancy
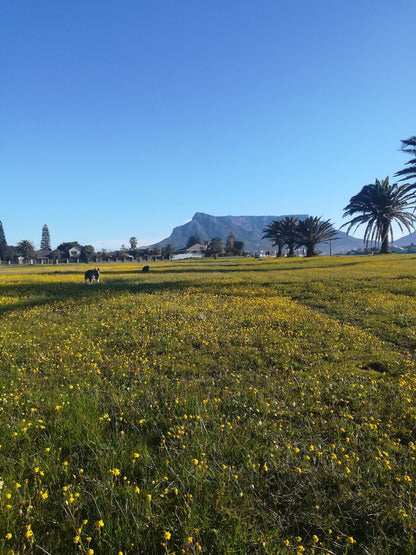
[394,231,416,247]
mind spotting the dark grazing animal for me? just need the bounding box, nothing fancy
[142,265,150,273]
[85,268,100,284]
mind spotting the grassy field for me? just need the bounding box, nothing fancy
[1,255,416,554]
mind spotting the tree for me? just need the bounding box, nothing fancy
[342,177,416,254]
[162,244,176,260]
[233,240,244,256]
[149,247,161,256]
[263,217,299,257]
[0,220,7,259]
[297,216,338,257]
[129,237,138,250]
[186,234,202,248]
[40,224,51,251]
[395,136,416,185]
[17,240,35,261]
[224,233,235,256]
[3,245,16,263]
[81,245,95,263]
[262,220,285,257]
[98,249,109,262]
[50,249,62,262]
[207,237,223,259]
[224,233,244,256]
[280,216,299,256]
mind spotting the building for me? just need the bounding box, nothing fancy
[68,245,82,261]
[172,243,207,260]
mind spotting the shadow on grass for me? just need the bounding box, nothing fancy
[0,278,195,317]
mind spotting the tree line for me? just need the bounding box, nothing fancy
[0,227,245,264]
[0,224,53,263]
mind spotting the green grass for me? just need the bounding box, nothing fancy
[0,256,416,554]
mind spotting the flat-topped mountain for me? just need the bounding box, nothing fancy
[154,212,366,254]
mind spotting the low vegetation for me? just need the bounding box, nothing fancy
[1,256,416,554]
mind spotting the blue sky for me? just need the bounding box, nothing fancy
[2,0,415,250]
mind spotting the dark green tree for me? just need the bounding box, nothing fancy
[224,233,235,255]
[262,220,285,257]
[162,244,176,260]
[17,240,35,261]
[81,245,95,263]
[297,216,338,257]
[342,177,416,254]
[98,249,109,262]
[186,234,202,248]
[0,220,7,259]
[280,216,299,256]
[207,237,223,259]
[40,224,51,251]
[395,136,416,185]
[233,240,244,256]
[4,245,16,263]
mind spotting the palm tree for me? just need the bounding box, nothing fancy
[129,237,138,250]
[297,216,338,257]
[16,239,35,262]
[262,220,284,257]
[342,177,416,254]
[283,216,300,256]
[395,136,416,185]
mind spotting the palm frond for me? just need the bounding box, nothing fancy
[395,136,416,182]
[342,176,416,252]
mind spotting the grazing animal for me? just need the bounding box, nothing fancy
[142,265,150,273]
[85,268,100,284]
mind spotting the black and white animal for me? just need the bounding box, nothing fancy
[85,268,100,284]
[142,265,150,273]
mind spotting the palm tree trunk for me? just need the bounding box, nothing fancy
[380,224,390,254]
[306,244,316,257]
[380,235,390,254]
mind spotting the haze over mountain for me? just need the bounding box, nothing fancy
[154,212,366,254]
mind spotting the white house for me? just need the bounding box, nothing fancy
[68,246,82,259]
[172,243,207,260]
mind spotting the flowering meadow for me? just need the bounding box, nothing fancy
[1,255,416,554]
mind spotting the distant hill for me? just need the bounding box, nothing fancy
[394,231,416,247]
[154,212,366,254]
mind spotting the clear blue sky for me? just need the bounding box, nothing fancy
[2,0,415,250]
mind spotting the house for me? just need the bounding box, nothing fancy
[68,245,82,261]
[186,243,207,255]
[33,250,52,264]
[172,243,207,260]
